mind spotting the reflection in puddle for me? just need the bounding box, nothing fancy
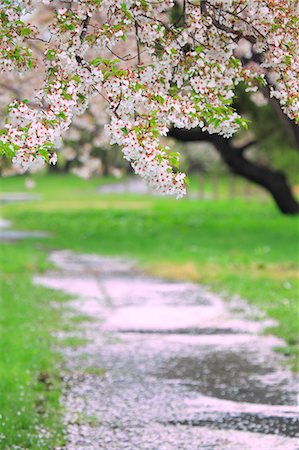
[165,412,299,437]
[156,353,295,405]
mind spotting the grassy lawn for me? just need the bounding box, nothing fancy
[0,172,298,445]
[0,240,70,448]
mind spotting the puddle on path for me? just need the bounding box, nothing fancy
[0,192,41,203]
[34,250,298,450]
[0,229,49,241]
[0,209,48,242]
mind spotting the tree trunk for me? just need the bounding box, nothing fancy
[169,128,299,215]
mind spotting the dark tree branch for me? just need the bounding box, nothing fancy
[169,127,299,215]
[135,21,141,64]
[80,16,90,40]
[233,140,257,154]
[200,0,258,44]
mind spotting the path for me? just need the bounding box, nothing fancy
[0,193,48,241]
[34,250,298,450]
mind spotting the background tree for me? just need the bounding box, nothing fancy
[170,86,299,214]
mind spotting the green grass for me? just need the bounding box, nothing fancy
[84,367,106,377]
[60,336,88,347]
[0,171,298,448]
[0,241,69,448]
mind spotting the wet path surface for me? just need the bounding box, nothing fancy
[0,194,48,241]
[34,251,298,450]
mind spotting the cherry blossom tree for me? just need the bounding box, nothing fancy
[0,0,298,198]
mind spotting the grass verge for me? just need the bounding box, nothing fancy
[0,241,69,448]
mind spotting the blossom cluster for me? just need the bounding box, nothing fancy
[0,0,298,196]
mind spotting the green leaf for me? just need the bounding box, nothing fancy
[38,148,50,161]
[0,141,16,158]
[231,57,240,68]
[46,50,55,60]
[62,93,72,101]
[20,27,31,37]
[90,57,102,66]
[155,94,165,105]
[57,112,67,120]
[195,45,204,54]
